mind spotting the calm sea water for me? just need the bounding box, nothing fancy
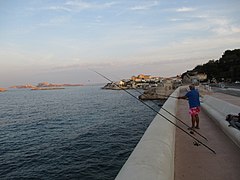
[0,86,162,180]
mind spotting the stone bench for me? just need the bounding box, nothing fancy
[201,95,240,148]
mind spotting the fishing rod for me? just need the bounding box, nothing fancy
[91,70,216,154]
[135,89,208,141]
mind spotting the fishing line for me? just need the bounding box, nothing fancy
[91,69,216,154]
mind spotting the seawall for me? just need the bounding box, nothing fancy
[115,87,180,180]
[115,86,240,180]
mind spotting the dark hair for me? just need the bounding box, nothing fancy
[226,114,232,121]
[189,84,195,90]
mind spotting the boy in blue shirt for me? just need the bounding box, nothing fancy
[178,85,201,129]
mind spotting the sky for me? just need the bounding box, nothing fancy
[0,0,240,87]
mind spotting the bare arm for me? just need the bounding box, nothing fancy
[178,96,187,99]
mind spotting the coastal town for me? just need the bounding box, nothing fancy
[102,72,207,99]
[102,49,240,99]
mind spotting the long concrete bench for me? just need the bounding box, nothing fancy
[115,88,180,180]
[201,95,240,148]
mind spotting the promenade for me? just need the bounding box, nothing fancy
[211,92,240,106]
[174,92,240,180]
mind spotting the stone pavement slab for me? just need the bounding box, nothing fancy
[174,98,240,180]
[210,92,240,107]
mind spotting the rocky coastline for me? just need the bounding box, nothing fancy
[0,88,7,92]
[10,82,83,90]
[102,74,182,100]
[31,87,65,91]
[0,82,83,92]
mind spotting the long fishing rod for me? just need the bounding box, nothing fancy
[134,88,208,141]
[91,70,216,154]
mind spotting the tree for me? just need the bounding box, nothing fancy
[183,49,240,82]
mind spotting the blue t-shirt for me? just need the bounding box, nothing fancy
[185,89,200,108]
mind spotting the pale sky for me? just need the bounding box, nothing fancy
[0,0,240,87]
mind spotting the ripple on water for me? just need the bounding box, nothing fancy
[0,86,162,179]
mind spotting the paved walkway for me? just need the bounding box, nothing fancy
[174,92,240,180]
[210,92,240,106]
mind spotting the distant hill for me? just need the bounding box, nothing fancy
[183,49,240,82]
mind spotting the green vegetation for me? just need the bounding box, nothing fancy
[192,49,240,82]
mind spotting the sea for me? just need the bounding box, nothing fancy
[0,85,163,180]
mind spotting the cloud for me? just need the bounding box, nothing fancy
[176,7,196,12]
[44,6,72,12]
[37,16,70,27]
[43,1,118,12]
[170,18,186,22]
[204,16,240,35]
[65,0,92,9]
[212,25,240,35]
[168,8,240,37]
[130,1,159,10]
[53,61,116,71]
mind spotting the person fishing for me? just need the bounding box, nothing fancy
[178,84,201,130]
[92,69,216,154]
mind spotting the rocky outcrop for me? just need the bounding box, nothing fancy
[139,86,174,100]
[139,87,161,100]
[10,84,36,89]
[139,80,178,100]
[10,82,83,89]
[102,82,128,90]
[37,82,83,87]
[0,88,7,92]
[31,87,65,90]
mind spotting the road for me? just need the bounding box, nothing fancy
[210,84,240,97]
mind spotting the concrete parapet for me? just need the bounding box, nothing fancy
[115,88,180,180]
[201,95,240,148]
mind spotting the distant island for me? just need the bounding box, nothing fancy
[10,82,83,90]
[0,88,7,92]
[31,87,65,91]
